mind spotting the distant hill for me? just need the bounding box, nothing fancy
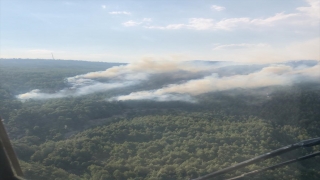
[0,58,125,70]
[282,60,319,67]
[0,59,125,94]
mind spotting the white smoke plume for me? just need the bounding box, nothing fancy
[16,59,319,101]
[16,59,231,100]
[72,59,228,80]
[109,91,195,102]
[109,63,320,102]
[17,81,135,100]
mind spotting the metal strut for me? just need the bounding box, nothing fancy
[192,137,320,180]
[226,151,320,180]
[0,117,24,180]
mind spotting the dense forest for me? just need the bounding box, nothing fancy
[0,59,319,180]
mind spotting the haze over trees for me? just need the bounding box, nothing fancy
[0,59,319,180]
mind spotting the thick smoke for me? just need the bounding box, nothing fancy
[16,59,229,100]
[17,81,135,100]
[72,59,227,80]
[109,63,319,102]
[110,65,293,101]
[16,59,319,102]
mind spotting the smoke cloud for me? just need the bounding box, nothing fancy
[109,63,319,102]
[110,67,284,101]
[17,81,135,100]
[73,59,226,80]
[16,59,319,102]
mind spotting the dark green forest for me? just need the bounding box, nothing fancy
[0,59,319,180]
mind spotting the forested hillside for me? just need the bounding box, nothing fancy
[0,59,319,180]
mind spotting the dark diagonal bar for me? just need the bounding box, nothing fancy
[192,137,320,180]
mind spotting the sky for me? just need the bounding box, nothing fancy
[0,0,319,63]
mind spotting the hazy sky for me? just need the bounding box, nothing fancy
[0,0,319,63]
